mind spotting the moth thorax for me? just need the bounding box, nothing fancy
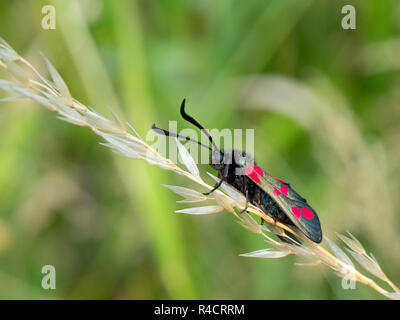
[209,149,225,170]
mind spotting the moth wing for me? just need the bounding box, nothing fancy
[254,170,322,243]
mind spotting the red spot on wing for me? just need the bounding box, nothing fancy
[301,207,314,219]
[291,206,301,219]
[245,165,264,184]
[248,171,260,183]
[280,185,289,196]
[276,178,286,184]
[244,166,260,183]
[253,165,264,177]
[292,206,314,220]
[273,188,281,196]
[274,185,288,197]
[244,166,253,175]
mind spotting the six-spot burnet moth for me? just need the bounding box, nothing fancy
[152,99,322,243]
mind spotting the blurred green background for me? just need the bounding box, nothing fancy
[0,0,399,299]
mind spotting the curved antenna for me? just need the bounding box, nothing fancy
[180,99,220,151]
[152,124,212,151]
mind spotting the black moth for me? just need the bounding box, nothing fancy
[152,99,322,244]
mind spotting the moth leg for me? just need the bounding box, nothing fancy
[203,180,223,196]
[239,189,249,214]
[203,163,230,195]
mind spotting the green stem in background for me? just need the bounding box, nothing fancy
[51,0,197,299]
[112,0,197,299]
